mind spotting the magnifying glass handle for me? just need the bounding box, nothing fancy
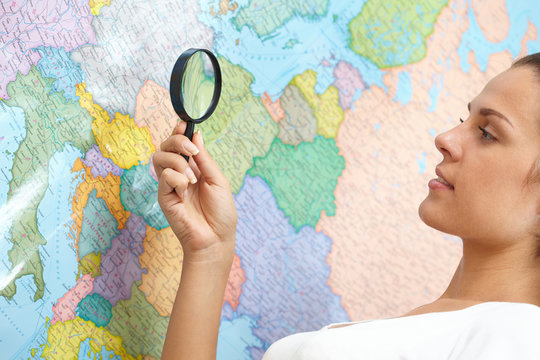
[182,121,195,163]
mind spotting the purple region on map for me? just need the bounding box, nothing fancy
[83,144,124,178]
[91,214,147,306]
[332,60,365,109]
[249,347,267,360]
[234,175,350,349]
[0,0,96,98]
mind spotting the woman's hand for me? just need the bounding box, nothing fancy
[156,121,238,359]
[153,121,237,266]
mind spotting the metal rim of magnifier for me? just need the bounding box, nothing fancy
[169,48,222,124]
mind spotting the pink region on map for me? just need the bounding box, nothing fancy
[222,254,246,311]
[51,274,94,325]
[332,61,365,109]
[148,154,158,182]
[83,144,124,178]
[91,214,147,306]
[0,0,96,98]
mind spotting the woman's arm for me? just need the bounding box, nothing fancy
[162,252,233,359]
[154,123,237,359]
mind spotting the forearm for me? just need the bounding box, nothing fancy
[161,251,233,360]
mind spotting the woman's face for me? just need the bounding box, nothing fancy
[418,66,540,248]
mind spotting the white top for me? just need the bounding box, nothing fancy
[262,302,540,359]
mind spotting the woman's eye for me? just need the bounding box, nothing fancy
[478,126,495,141]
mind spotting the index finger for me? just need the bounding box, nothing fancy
[171,120,187,136]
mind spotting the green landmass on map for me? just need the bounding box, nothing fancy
[78,252,102,278]
[0,67,95,301]
[105,282,169,359]
[232,0,329,37]
[248,136,345,230]
[78,189,121,258]
[282,38,300,49]
[348,0,448,68]
[196,57,278,193]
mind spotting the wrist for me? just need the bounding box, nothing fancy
[182,240,235,269]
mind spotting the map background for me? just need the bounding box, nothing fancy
[1,0,539,359]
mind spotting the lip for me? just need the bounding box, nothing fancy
[429,166,454,190]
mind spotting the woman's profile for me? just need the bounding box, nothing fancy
[152,52,540,359]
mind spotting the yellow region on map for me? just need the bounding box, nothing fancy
[42,317,139,359]
[71,158,130,257]
[76,83,155,169]
[78,252,102,278]
[89,0,112,15]
[290,70,344,138]
[139,226,183,316]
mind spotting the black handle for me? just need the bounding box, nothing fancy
[183,121,195,163]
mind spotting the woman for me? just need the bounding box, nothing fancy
[153,53,540,359]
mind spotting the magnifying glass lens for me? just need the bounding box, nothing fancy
[181,52,216,120]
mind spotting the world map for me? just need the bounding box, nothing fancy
[1,0,539,359]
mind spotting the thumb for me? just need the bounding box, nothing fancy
[192,130,228,187]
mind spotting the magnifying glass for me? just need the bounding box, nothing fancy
[169,48,222,162]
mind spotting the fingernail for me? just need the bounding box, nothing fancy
[182,140,199,155]
[185,167,197,184]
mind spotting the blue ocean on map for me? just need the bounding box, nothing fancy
[218,314,263,360]
[1,145,83,360]
[458,0,540,73]
[0,104,26,282]
[0,104,26,208]
[78,338,122,359]
[198,0,385,99]
[36,46,85,102]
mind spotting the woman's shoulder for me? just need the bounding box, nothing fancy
[399,299,540,318]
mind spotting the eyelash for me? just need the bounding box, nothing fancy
[459,118,495,141]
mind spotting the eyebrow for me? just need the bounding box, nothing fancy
[468,102,514,129]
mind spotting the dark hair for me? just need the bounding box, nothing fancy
[513,53,540,258]
[511,52,540,74]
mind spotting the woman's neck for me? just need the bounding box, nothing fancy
[439,240,540,306]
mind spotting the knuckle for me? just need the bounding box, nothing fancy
[153,151,163,163]
[160,167,172,180]
[159,138,169,151]
[179,174,189,187]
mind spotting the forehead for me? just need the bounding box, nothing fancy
[476,67,540,132]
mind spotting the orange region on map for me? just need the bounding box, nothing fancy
[261,91,285,123]
[71,158,130,258]
[210,0,239,17]
[76,83,155,169]
[223,254,245,311]
[42,317,140,360]
[520,21,538,57]
[139,226,245,315]
[89,0,112,15]
[134,79,179,149]
[139,226,183,316]
[471,0,509,43]
[51,274,94,325]
[316,1,519,321]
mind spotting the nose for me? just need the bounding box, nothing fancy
[434,125,462,161]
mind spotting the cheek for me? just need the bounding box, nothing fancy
[458,163,525,214]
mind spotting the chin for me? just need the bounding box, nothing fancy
[417,197,460,236]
